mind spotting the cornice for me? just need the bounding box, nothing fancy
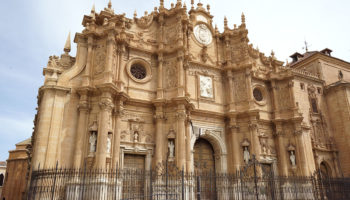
[292,53,350,70]
[324,80,350,93]
[39,85,71,93]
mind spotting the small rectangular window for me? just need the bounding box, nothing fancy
[311,98,318,113]
[300,83,305,90]
[317,87,322,94]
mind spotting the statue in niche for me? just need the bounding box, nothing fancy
[168,140,175,159]
[134,131,139,142]
[243,146,250,164]
[107,134,111,154]
[338,70,343,80]
[89,132,97,153]
[290,151,296,167]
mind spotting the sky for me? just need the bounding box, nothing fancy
[0,0,349,162]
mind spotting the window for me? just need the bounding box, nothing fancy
[253,88,263,101]
[130,64,147,80]
[300,83,305,90]
[0,173,4,186]
[126,58,152,83]
[317,87,322,94]
[311,98,318,113]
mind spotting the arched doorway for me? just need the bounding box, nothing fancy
[194,138,217,199]
[320,162,331,178]
[194,139,216,173]
[0,173,4,186]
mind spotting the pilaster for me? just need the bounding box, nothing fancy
[275,122,288,176]
[111,95,127,169]
[227,70,235,112]
[73,88,91,168]
[177,51,185,97]
[229,117,241,171]
[154,102,165,166]
[175,105,187,169]
[43,86,70,168]
[82,36,94,86]
[104,31,116,83]
[157,53,164,99]
[95,91,114,169]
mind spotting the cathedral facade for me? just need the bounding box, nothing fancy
[30,0,350,180]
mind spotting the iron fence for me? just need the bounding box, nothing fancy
[27,160,350,200]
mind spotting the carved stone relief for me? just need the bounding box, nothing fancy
[164,59,177,88]
[233,73,247,102]
[199,75,213,98]
[194,24,212,46]
[120,117,154,144]
[164,23,178,45]
[94,44,106,75]
[277,82,291,109]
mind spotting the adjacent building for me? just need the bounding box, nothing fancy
[1,139,31,200]
[0,161,6,198]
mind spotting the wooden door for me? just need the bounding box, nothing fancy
[194,139,216,199]
[122,154,145,199]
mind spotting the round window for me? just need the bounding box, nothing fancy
[253,88,263,101]
[130,64,146,80]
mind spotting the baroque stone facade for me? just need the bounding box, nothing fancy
[27,0,350,182]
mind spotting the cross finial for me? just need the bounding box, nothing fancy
[304,40,309,52]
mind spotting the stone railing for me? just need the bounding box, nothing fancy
[291,68,320,79]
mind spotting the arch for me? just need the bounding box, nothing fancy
[0,173,4,186]
[320,161,332,178]
[190,129,227,173]
[194,138,216,172]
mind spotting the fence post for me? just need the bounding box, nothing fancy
[115,163,118,200]
[182,167,184,200]
[166,161,168,200]
[51,161,59,200]
[197,174,201,200]
[253,155,259,200]
[81,160,86,200]
[150,169,153,200]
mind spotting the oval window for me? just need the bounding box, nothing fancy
[253,88,263,101]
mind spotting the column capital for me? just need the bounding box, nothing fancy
[175,110,187,120]
[99,99,114,111]
[248,122,258,130]
[273,130,284,137]
[229,125,240,132]
[154,113,165,120]
[78,101,90,111]
[294,130,303,136]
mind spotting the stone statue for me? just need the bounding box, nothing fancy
[338,70,344,80]
[89,132,97,153]
[168,141,175,158]
[107,134,111,154]
[290,151,296,166]
[243,146,250,164]
[134,131,139,142]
